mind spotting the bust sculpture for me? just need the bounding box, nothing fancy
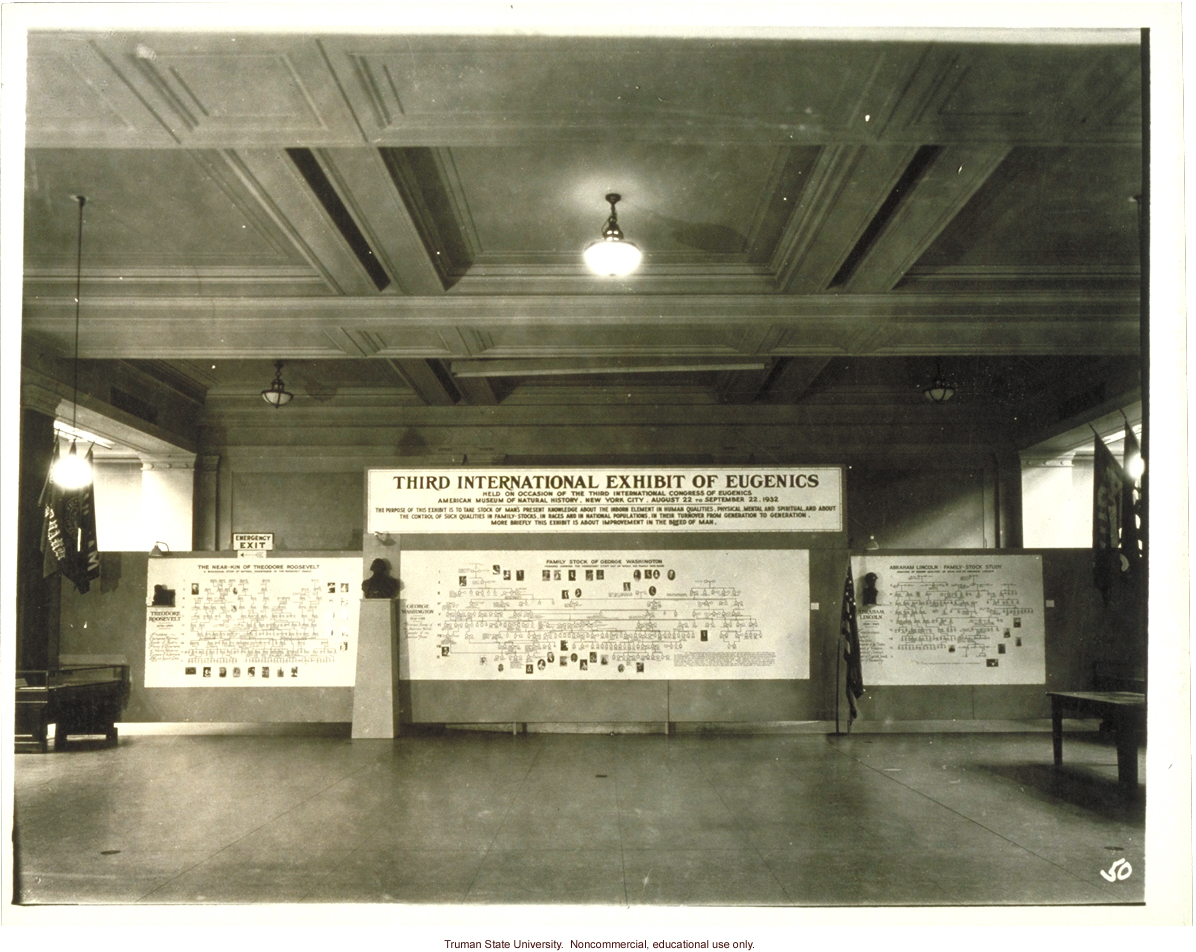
[862,572,879,606]
[362,558,399,599]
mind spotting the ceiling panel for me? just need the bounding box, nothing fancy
[27,33,1143,149]
[26,48,137,135]
[445,143,807,257]
[498,369,729,391]
[887,44,1141,143]
[913,146,1142,270]
[18,28,1145,428]
[174,358,408,393]
[23,149,311,269]
[24,35,179,147]
[134,51,323,128]
[48,33,365,146]
[462,322,747,359]
[322,36,914,143]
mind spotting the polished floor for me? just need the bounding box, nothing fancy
[12,729,1145,907]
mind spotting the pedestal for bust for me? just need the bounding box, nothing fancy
[351,598,401,738]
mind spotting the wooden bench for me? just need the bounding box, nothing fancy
[1047,663,1145,787]
[15,665,131,753]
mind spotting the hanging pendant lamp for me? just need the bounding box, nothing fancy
[583,193,642,276]
[261,360,294,408]
[51,195,93,489]
[923,358,957,404]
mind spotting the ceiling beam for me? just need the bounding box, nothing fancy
[316,148,445,296]
[219,149,383,296]
[714,364,777,405]
[24,34,1143,150]
[22,290,1140,360]
[22,369,198,455]
[23,290,1139,326]
[1018,399,1143,458]
[840,145,1012,294]
[450,357,771,378]
[451,375,499,406]
[756,357,834,404]
[774,145,920,293]
[385,358,457,406]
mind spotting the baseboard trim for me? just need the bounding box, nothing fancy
[116,722,352,737]
[110,718,1104,737]
[446,718,1103,735]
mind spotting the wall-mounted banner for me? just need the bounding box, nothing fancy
[400,548,810,680]
[368,466,843,534]
[144,558,361,688]
[851,554,1046,686]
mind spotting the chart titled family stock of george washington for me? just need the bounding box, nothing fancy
[401,549,810,681]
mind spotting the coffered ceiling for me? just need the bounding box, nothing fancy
[20,30,1143,420]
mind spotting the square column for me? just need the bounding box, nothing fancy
[352,598,401,738]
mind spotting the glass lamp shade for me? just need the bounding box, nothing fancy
[923,379,956,403]
[52,443,92,489]
[584,237,642,276]
[261,361,294,408]
[261,385,294,408]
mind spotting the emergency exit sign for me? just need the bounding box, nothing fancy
[233,533,273,551]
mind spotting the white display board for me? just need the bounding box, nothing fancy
[368,466,843,534]
[400,549,810,680]
[852,554,1046,686]
[145,558,361,687]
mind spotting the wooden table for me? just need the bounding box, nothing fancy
[1047,690,1146,786]
[15,665,130,753]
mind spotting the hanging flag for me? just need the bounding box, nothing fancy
[1120,422,1142,579]
[840,563,865,722]
[75,447,101,593]
[40,442,67,579]
[1092,431,1126,604]
[39,443,101,594]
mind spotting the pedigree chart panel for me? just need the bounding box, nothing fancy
[145,558,360,687]
[401,549,810,680]
[852,554,1046,686]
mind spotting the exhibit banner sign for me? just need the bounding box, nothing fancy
[368,466,843,534]
[851,554,1046,686]
[400,548,810,680]
[144,558,361,687]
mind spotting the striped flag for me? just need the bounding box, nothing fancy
[40,444,100,594]
[1092,431,1126,604]
[841,563,865,722]
[1120,423,1142,580]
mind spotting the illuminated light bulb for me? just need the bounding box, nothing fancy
[52,444,92,489]
[584,193,642,276]
[583,237,642,276]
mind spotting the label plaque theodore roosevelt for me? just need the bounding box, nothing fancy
[368,466,844,534]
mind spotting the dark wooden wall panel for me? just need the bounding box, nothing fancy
[856,686,976,721]
[847,467,988,549]
[232,472,363,550]
[57,551,353,723]
[409,681,668,723]
[666,681,811,721]
[973,684,1053,719]
[54,546,1139,728]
